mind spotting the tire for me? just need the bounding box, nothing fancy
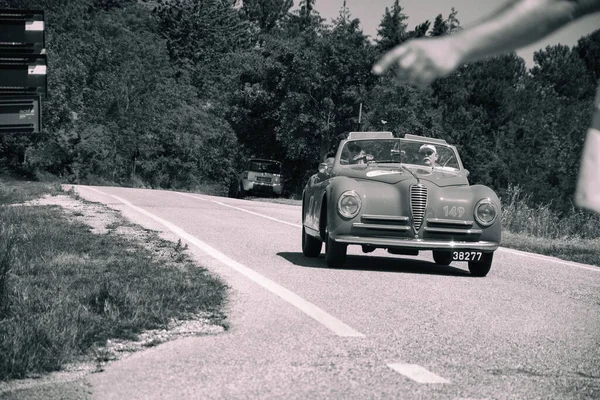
[433,251,452,265]
[228,180,239,198]
[325,233,347,268]
[468,252,493,277]
[302,226,322,257]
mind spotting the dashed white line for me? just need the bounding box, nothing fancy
[83,186,364,338]
[388,363,451,384]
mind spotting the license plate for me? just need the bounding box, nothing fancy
[452,251,482,261]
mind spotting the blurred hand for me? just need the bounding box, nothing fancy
[372,37,466,88]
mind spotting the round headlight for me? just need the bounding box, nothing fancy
[474,198,498,226]
[337,191,362,219]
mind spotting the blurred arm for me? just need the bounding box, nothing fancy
[453,0,600,62]
[372,0,600,85]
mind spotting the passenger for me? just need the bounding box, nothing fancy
[417,144,438,167]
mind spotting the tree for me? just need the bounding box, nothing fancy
[531,44,595,100]
[0,0,239,189]
[376,0,409,52]
[278,0,324,36]
[154,0,253,94]
[407,20,431,39]
[335,0,352,26]
[430,54,527,188]
[429,8,460,37]
[224,9,377,193]
[363,76,442,138]
[429,14,447,37]
[446,7,461,33]
[574,29,600,82]
[241,0,293,34]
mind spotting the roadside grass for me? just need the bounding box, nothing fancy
[500,185,600,267]
[500,231,600,266]
[0,175,63,205]
[0,178,227,381]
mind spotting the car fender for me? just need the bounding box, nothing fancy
[303,176,330,237]
[324,176,366,238]
[427,184,501,243]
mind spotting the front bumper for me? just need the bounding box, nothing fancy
[333,235,498,251]
[243,180,283,195]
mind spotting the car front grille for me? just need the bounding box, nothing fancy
[256,176,272,183]
[410,184,427,232]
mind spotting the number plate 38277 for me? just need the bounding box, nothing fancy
[452,251,482,261]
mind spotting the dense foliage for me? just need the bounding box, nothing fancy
[0,0,598,211]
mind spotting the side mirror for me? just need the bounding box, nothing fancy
[318,157,335,175]
[464,169,470,177]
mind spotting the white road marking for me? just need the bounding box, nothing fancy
[387,363,451,384]
[498,247,600,273]
[177,192,302,228]
[83,186,364,338]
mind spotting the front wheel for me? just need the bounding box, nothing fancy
[302,226,322,257]
[325,234,347,268]
[468,252,493,277]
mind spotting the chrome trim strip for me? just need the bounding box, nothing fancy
[362,215,410,222]
[333,235,498,251]
[423,227,483,235]
[352,223,411,232]
[426,218,474,226]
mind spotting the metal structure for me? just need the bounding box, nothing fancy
[0,9,46,134]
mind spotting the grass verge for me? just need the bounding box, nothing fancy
[500,185,600,267]
[0,178,227,381]
[500,231,600,266]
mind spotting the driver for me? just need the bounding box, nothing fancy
[348,142,367,164]
[417,144,438,166]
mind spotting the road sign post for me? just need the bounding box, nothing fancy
[0,9,46,134]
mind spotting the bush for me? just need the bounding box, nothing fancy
[501,184,600,239]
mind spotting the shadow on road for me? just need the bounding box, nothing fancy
[277,252,472,277]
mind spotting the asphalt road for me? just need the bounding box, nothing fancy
[68,185,600,400]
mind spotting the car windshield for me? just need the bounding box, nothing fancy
[340,138,460,170]
[249,160,281,174]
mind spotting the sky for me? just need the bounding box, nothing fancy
[309,0,600,68]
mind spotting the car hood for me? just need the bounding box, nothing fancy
[337,165,468,187]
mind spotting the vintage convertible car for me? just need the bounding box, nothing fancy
[301,132,501,277]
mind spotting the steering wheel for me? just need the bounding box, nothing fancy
[353,154,374,164]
